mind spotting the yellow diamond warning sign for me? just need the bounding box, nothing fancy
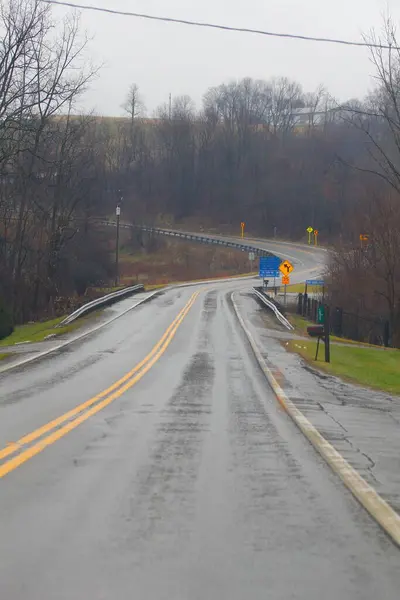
[279,260,294,275]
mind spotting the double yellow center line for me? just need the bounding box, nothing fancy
[0,291,199,479]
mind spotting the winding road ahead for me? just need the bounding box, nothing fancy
[0,239,399,599]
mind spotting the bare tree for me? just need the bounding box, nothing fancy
[0,0,100,320]
[121,83,145,123]
[364,193,400,341]
[340,16,400,195]
[269,77,303,135]
[172,95,195,121]
[0,0,48,164]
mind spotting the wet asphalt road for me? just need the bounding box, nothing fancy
[0,242,400,599]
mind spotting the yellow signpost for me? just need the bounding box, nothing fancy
[307,226,314,245]
[280,260,294,305]
[360,234,369,248]
[240,222,245,239]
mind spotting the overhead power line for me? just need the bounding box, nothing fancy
[40,0,399,50]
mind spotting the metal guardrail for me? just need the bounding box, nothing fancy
[138,225,272,256]
[58,220,274,329]
[98,220,272,257]
[58,284,145,327]
[253,288,294,331]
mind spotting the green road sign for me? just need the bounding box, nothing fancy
[317,305,325,324]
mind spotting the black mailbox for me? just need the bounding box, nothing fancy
[307,325,324,338]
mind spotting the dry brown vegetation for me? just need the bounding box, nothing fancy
[118,235,252,286]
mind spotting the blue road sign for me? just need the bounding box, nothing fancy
[306,279,325,286]
[259,256,280,278]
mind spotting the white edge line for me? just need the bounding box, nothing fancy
[231,291,400,548]
[0,274,257,375]
[0,291,159,375]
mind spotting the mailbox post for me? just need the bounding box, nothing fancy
[307,305,330,363]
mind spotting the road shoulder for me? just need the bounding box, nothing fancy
[232,289,400,546]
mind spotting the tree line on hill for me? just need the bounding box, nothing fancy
[1,1,400,345]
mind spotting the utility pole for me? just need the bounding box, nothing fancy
[115,198,122,287]
[169,93,172,120]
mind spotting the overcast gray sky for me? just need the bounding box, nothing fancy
[49,0,400,116]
